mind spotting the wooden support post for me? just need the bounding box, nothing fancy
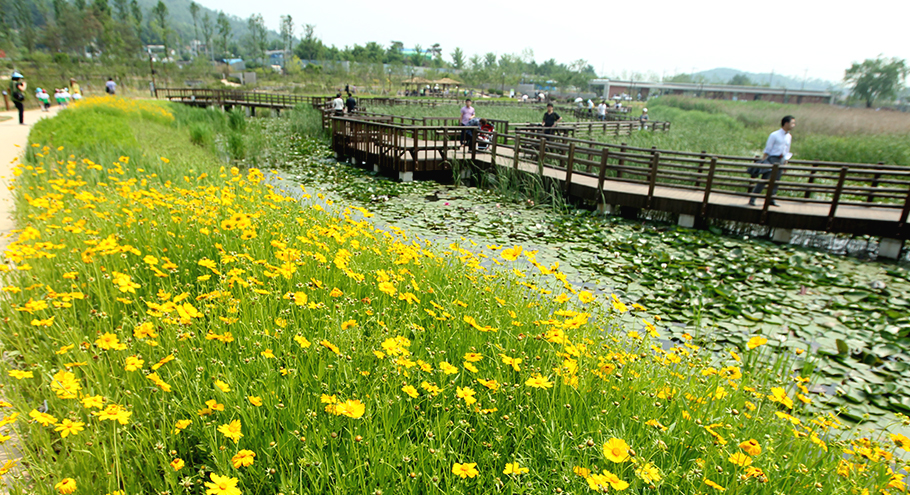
[868,166,883,202]
[597,149,609,192]
[490,132,498,168]
[646,152,660,209]
[617,143,626,179]
[805,162,817,198]
[694,150,707,188]
[759,162,781,224]
[538,138,547,176]
[441,127,448,163]
[513,134,521,170]
[470,128,477,162]
[826,167,848,230]
[565,142,576,194]
[899,186,910,229]
[701,157,717,216]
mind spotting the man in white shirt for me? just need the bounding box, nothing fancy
[749,115,796,206]
[332,93,345,116]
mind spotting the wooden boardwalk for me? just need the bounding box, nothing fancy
[157,88,909,256]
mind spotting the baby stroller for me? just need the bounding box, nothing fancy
[476,119,495,152]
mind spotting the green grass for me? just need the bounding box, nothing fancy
[0,99,904,495]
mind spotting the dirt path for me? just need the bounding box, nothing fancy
[0,105,59,492]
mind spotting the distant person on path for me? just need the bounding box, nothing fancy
[345,93,357,113]
[748,115,796,206]
[35,88,50,111]
[459,98,475,146]
[639,108,649,126]
[542,103,561,135]
[332,93,345,116]
[597,101,608,121]
[9,71,27,125]
[105,78,116,95]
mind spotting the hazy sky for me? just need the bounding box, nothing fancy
[196,0,909,83]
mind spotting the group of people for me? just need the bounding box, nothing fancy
[331,92,358,116]
[6,71,112,124]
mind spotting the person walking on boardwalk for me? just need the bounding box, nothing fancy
[345,93,357,114]
[542,103,561,135]
[332,93,345,116]
[9,71,27,125]
[459,98,475,146]
[748,115,796,206]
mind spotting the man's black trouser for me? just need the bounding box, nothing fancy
[14,101,24,124]
[750,155,784,197]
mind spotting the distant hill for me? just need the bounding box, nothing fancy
[135,0,281,47]
[695,68,842,92]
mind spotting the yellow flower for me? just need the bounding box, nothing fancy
[739,439,762,456]
[7,370,33,380]
[768,387,794,409]
[578,291,595,303]
[704,478,726,491]
[341,319,357,330]
[214,380,231,392]
[247,396,263,407]
[231,449,256,469]
[81,395,103,409]
[174,419,192,433]
[524,374,553,389]
[54,478,77,494]
[452,462,479,478]
[439,362,458,375]
[378,282,397,296]
[204,473,241,495]
[503,462,529,475]
[260,349,275,359]
[320,339,341,355]
[747,336,768,349]
[95,332,127,351]
[54,419,84,438]
[120,353,144,371]
[329,288,343,297]
[171,458,185,471]
[728,452,753,467]
[28,409,58,426]
[401,385,419,398]
[635,462,662,484]
[463,352,483,362]
[333,399,365,418]
[603,438,630,463]
[456,386,477,405]
[218,420,243,443]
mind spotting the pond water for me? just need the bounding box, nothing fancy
[260,121,910,435]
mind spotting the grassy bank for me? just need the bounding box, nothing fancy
[0,98,904,494]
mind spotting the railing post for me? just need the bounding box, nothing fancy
[537,137,547,176]
[565,142,576,194]
[597,149,610,191]
[646,152,660,209]
[471,127,477,161]
[805,162,818,198]
[490,132,498,168]
[694,150,707,188]
[899,186,910,229]
[868,166,883,202]
[759,162,781,224]
[617,143,626,179]
[701,157,718,216]
[827,167,848,230]
[513,134,521,170]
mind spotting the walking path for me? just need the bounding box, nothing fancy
[0,105,60,492]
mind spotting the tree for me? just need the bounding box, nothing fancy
[483,52,497,69]
[189,1,199,56]
[245,13,267,64]
[450,47,464,70]
[129,0,142,37]
[295,24,324,61]
[201,12,213,61]
[280,15,294,64]
[216,11,231,58]
[844,57,908,108]
[729,74,752,86]
[410,44,423,67]
[150,1,169,58]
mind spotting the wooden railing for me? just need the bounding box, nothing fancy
[156,88,327,108]
[330,116,910,236]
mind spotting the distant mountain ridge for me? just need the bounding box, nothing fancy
[695,68,842,92]
[135,0,281,48]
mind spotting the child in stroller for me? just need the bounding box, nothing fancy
[476,119,495,152]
